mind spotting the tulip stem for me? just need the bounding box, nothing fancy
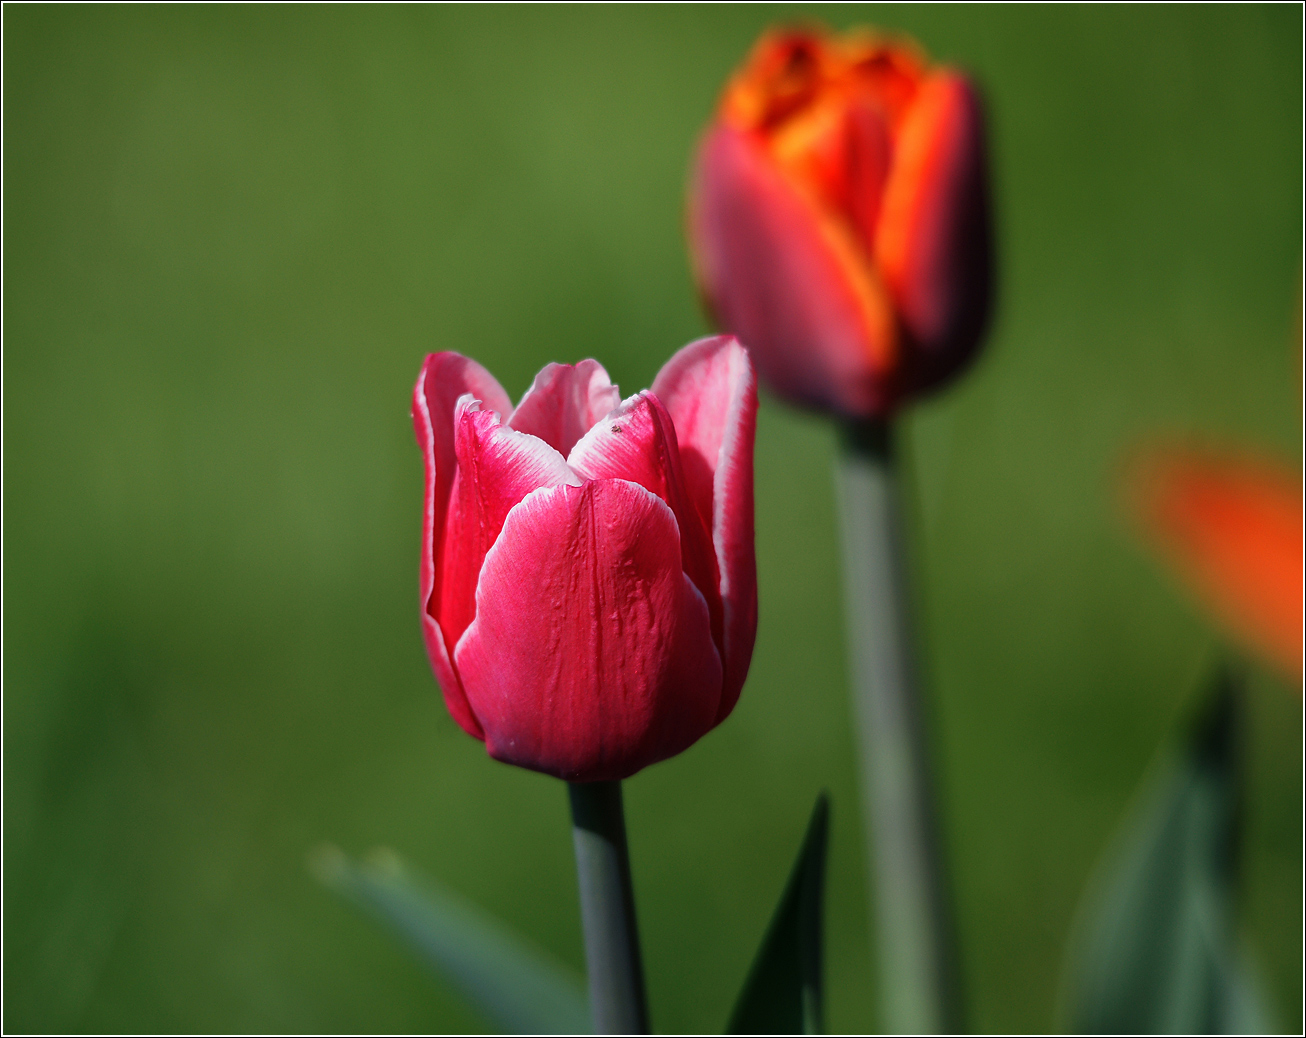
[836,418,961,1034]
[567,780,650,1035]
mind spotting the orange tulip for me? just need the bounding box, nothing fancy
[688,26,992,417]
[1130,447,1303,681]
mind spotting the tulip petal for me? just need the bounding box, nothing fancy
[440,400,581,654]
[842,97,895,250]
[874,71,991,391]
[1132,449,1304,681]
[455,480,724,782]
[413,353,513,738]
[690,123,898,417]
[652,336,758,720]
[508,360,622,457]
[567,391,723,647]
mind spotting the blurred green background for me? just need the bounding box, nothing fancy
[4,5,1301,1033]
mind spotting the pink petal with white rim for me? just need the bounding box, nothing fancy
[508,360,622,456]
[413,352,513,739]
[568,391,722,646]
[652,336,758,720]
[440,398,581,653]
[454,479,724,782]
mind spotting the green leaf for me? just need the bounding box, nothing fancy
[311,845,590,1035]
[727,792,830,1035]
[1059,667,1273,1034]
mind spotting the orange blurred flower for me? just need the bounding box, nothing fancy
[1130,447,1303,681]
[688,25,992,417]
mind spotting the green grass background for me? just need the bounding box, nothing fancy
[4,5,1301,1033]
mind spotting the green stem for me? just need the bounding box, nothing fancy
[835,418,961,1034]
[568,780,650,1035]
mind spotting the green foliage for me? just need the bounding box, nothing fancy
[728,793,830,1035]
[313,846,590,1035]
[1060,670,1271,1034]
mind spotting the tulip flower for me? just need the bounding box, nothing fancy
[1129,446,1303,682]
[412,337,758,783]
[688,26,992,417]
[688,26,992,1031]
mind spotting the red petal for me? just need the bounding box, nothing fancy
[454,480,724,782]
[843,97,895,252]
[874,71,991,391]
[413,353,512,739]
[689,122,897,417]
[508,360,621,456]
[440,400,580,653]
[652,337,758,720]
[1133,449,1303,681]
[568,391,723,649]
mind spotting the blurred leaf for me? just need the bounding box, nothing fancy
[1060,668,1273,1034]
[727,792,830,1035]
[312,846,590,1035]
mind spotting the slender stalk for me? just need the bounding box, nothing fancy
[567,780,650,1035]
[835,418,961,1034]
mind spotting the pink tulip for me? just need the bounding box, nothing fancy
[688,26,992,418]
[412,337,758,782]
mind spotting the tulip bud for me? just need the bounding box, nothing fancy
[689,26,992,417]
[412,338,758,782]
